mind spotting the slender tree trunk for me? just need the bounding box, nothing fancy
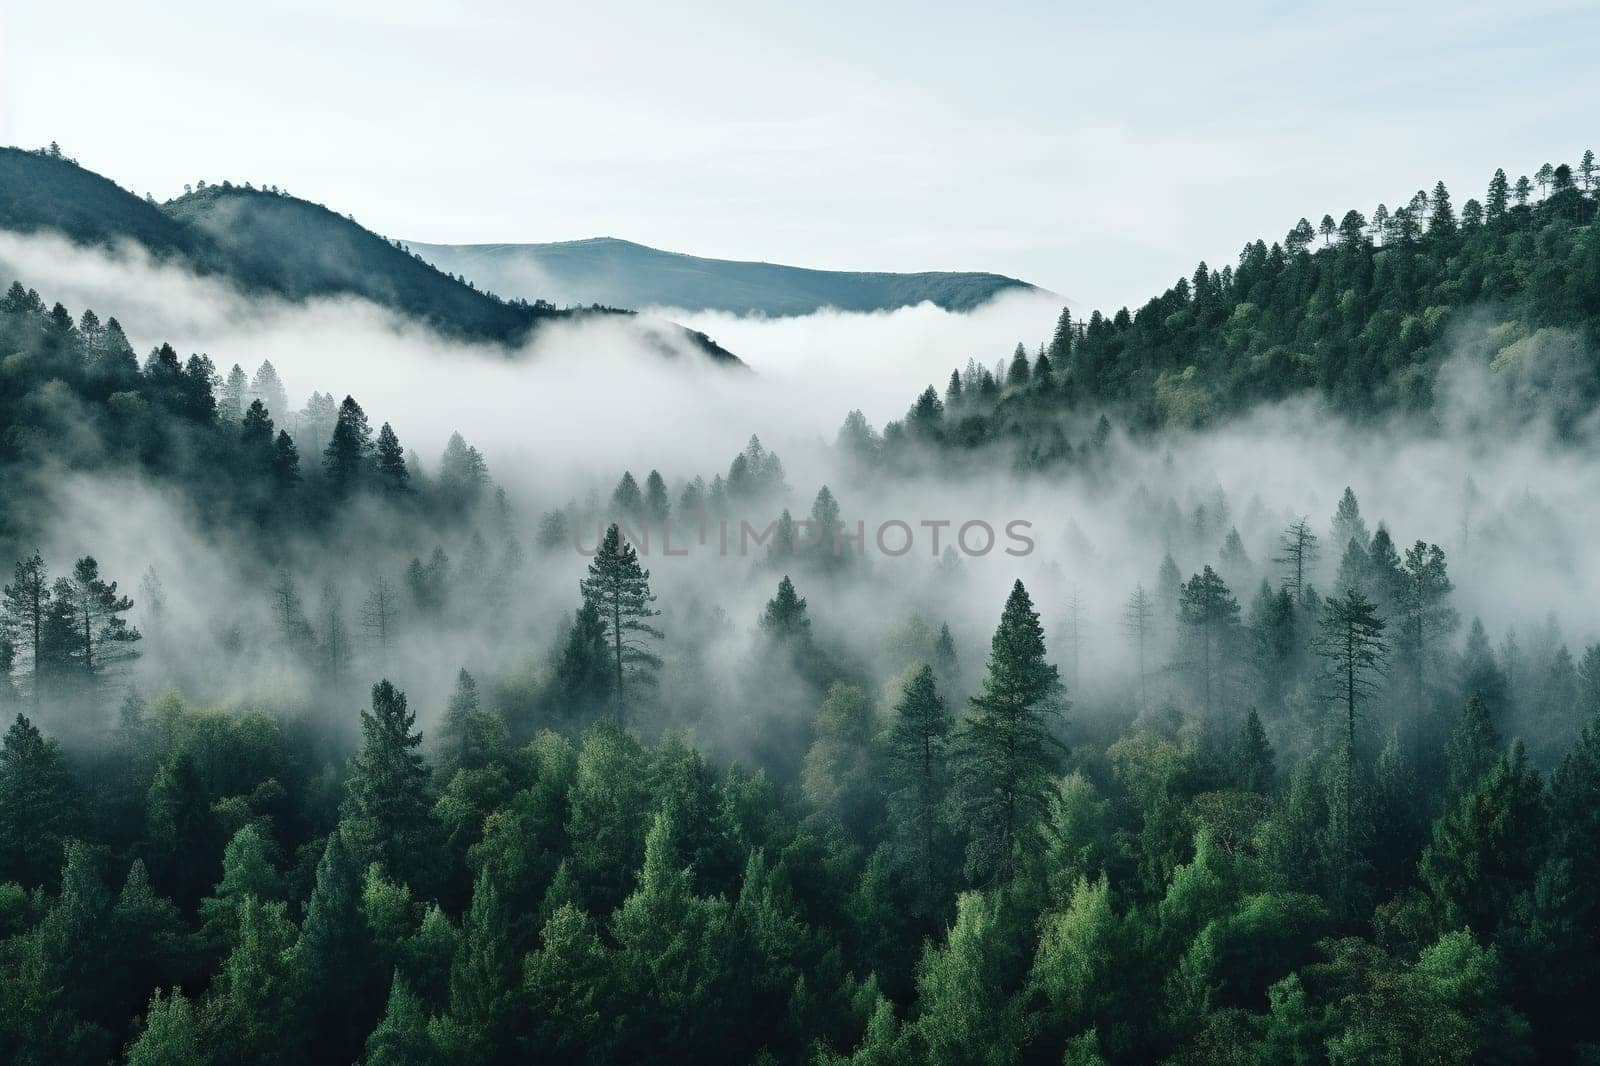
[610,589,625,726]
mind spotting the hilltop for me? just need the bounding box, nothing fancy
[407,236,1044,316]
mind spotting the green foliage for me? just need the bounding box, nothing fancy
[958,580,1066,884]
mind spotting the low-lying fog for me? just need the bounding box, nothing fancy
[1,228,1592,763]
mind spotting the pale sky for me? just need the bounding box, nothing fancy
[2,0,1596,311]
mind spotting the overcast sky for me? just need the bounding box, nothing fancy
[2,0,1596,311]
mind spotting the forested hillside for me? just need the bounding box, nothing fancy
[0,145,740,362]
[3,150,1600,1066]
[854,153,1600,466]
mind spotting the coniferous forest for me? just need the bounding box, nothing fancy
[5,139,1600,1066]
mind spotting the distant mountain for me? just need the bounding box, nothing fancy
[406,237,1045,317]
[0,147,739,364]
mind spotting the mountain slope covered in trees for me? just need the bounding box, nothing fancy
[0,146,740,363]
[407,237,1045,316]
[6,149,1600,1066]
[841,151,1600,475]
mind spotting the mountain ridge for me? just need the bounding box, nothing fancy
[0,147,741,365]
[406,236,1047,317]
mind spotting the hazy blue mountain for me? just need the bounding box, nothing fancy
[407,237,1046,316]
[0,147,739,363]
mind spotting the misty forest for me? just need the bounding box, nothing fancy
[6,142,1600,1066]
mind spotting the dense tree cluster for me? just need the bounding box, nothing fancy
[844,151,1600,474]
[6,151,1600,1064]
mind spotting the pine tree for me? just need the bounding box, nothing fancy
[1316,588,1388,763]
[436,668,507,779]
[643,470,670,524]
[292,830,380,1062]
[1442,694,1500,808]
[1274,518,1319,608]
[126,988,203,1066]
[580,525,662,726]
[1006,342,1031,388]
[248,360,288,420]
[610,472,643,521]
[271,430,301,489]
[318,581,351,684]
[553,600,613,723]
[760,575,811,641]
[375,423,409,494]
[360,574,399,666]
[219,364,249,423]
[0,713,76,886]
[1427,180,1456,237]
[1420,742,1547,940]
[887,665,952,903]
[365,976,441,1066]
[1315,587,1386,907]
[1234,709,1274,793]
[1330,487,1368,554]
[1178,566,1240,716]
[810,486,842,563]
[1396,541,1458,763]
[933,622,961,691]
[957,580,1065,884]
[2,552,50,708]
[241,399,275,471]
[269,570,312,652]
[60,556,139,678]
[1123,584,1154,708]
[344,681,434,880]
[1048,306,1074,366]
[323,395,374,496]
[1486,168,1510,220]
[444,866,518,1058]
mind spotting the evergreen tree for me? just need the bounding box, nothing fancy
[444,865,518,1059]
[2,553,50,708]
[643,470,670,524]
[957,580,1065,884]
[1486,168,1510,220]
[126,989,203,1066]
[553,600,613,724]
[271,431,300,489]
[344,681,435,881]
[375,422,409,494]
[1330,487,1368,553]
[1274,518,1319,608]
[241,399,275,469]
[1006,342,1031,388]
[1427,180,1456,236]
[1316,588,1387,762]
[760,575,811,641]
[1234,708,1274,793]
[360,574,399,665]
[365,977,441,1066]
[1442,694,1501,808]
[1396,541,1458,763]
[0,713,75,887]
[1420,742,1547,940]
[323,395,374,496]
[1178,566,1240,716]
[248,360,288,420]
[436,668,507,780]
[60,556,139,678]
[292,830,381,1062]
[610,472,643,521]
[219,364,249,423]
[887,666,952,903]
[579,525,662,725]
